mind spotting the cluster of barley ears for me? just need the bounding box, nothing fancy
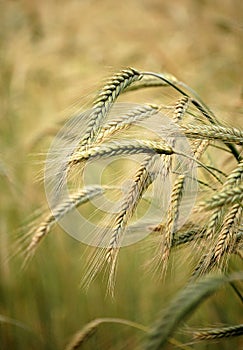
[21,68,242,348]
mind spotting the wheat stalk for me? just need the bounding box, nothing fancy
[125,72,178,92]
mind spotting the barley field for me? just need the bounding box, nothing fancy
[0,1,242,349]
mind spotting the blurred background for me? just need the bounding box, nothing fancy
[0,0,242,349]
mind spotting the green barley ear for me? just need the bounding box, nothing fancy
[144,274,243,350]
[79,68,142,148]
[192,161,243,278]
[191,324,243,342]
[199,184,243,210]
[105,155,163,293]
[200,203,242,275]
[65,68,143,184]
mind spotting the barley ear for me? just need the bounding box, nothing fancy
[70,139,173,165]
[154,175,185,277]
[79,68,142,148]
[105,156,161,291]
[192,324,243,342]
[23,186,104,265]
[144,274,242,350]
[95,104,159,143]
[205,203,242,272]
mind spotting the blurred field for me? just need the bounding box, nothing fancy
[0,0,242,349]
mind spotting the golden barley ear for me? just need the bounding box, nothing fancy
[173,96,190,122]
[22,185,105,267]
[150,175,185,278]
[191,324,243,342]
[183,123,243,144]
[70,139,173,166]
[95,104,159,143]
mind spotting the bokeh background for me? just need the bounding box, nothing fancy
[0,0,242,349]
